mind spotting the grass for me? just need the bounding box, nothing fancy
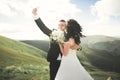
[77,45,120,80]
[0,35,120,80]
[0,36,49,80]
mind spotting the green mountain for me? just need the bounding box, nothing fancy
[80,35,120,73]
[0,35,49,80]
[78,35,120,80]
[22,35,120,80]
[21,40,49,52]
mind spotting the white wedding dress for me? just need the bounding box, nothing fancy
[55,49,94,80]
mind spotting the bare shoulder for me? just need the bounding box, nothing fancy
[64,41,70,47]
[64,41,69,45]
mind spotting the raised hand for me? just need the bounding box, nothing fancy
[32,8,37,16]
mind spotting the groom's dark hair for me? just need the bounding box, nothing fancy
[59,19,66,22]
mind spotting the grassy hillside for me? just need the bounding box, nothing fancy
[22,35,120,80]
[78,35,120,80]
[21,40,49,52]
[77,46,120,80]
[81,35,120,71]
[0,35,49,80]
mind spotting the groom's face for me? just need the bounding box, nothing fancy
[58,22,66,31]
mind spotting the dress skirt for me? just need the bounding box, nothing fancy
[55,49,94,80]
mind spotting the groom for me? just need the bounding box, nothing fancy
[32,8,66,80]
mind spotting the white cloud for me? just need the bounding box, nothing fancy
[91,0,120,20]
[83,20,120,37]
[0,0,120,40]
[0,1,16,16]
[0,0,81,18]
[0,0,82,40]
[0,0,27,16]
[85,0,120,37]
[0,23,48,40]
[28,0,82,24]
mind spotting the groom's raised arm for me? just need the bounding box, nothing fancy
[32,8,52,36]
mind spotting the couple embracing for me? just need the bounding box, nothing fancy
[32,8,94,80]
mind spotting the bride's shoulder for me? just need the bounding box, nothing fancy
[64,41,70,47]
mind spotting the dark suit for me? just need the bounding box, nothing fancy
[35,18,62,80]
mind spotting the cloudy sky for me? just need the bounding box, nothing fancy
[0,0,120,40]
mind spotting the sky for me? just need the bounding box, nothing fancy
[0,0,120,40]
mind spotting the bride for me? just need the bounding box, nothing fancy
[55,19,94,80]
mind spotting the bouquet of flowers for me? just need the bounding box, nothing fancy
[50,29,65,43]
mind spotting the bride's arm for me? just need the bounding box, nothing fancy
[59,42,70,56]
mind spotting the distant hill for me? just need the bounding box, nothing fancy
[0,35,49,80]
[80,35,120,72]
[21,40,49,52]
[21,35,120,80]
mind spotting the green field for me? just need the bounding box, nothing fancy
[0,36,49,80]
[0,35,120,80]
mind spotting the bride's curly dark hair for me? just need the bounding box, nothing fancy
[66,19,82,44]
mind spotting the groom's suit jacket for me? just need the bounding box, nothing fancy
[35,18,62,62]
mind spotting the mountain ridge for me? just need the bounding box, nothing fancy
[0,35,120,80]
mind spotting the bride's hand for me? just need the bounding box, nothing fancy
[59,39,65,44]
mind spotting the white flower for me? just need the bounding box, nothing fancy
[50,29,64,43]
